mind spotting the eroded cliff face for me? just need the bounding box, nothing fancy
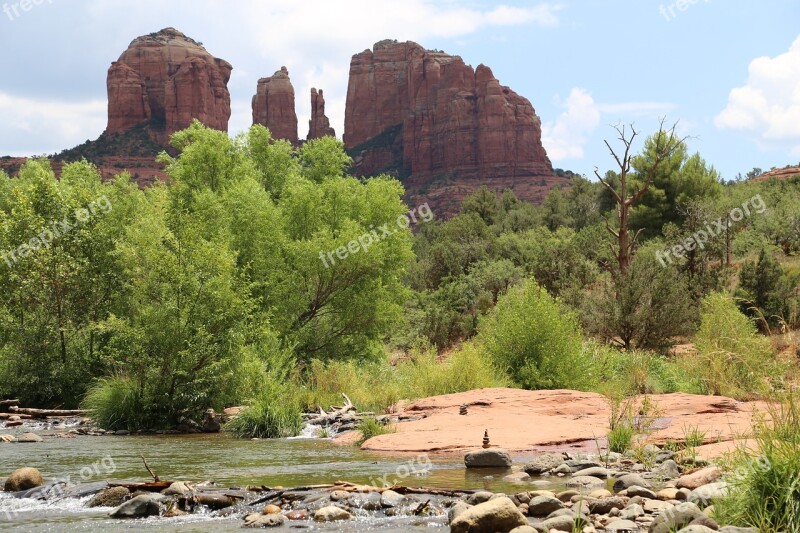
[106,27,232,145]
[307,88,335,140]
[252,67,299,144]
[344,40,562,215]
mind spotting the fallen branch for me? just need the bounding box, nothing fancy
[140,455,160,482]
[0,413,31,420]
[0,399,19,406]
[304,393,355,426]
[9,406,87,418]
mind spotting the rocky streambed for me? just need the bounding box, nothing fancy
[1,444,760,532]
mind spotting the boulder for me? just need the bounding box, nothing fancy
[614,473,651,492]
[540,514,575,532]
[566,475,605,488]
[464,448,512,468]
[522,454,565,475]
[526,495,563,517]
[648,502,705,533]
[654,459,681,479]
[87,486,130,507]
[689,482,728,508]
[4,467,44,491]
[449,496,528,533]
[109,493,163,518]
[201,409,221,433]
[17,432,43,443]
[243,513,285,528]
[676,467,722,490]
[313,506,352,522]
[380,489,406,508]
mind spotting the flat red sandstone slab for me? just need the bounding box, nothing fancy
[350,388,766,459]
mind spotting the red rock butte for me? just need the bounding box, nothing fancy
[252,66,299,145]
[106,27,232,145]
[344,40,565,216]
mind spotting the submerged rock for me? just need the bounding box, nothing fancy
[109,493,163,518]
[243,512,285,528]
[313,506,352,522]
[87,486,130,508]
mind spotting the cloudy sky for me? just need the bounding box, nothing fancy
[1,0,798,180]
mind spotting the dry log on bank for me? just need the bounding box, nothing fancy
[0,413,31,419]
[8,406,88,418]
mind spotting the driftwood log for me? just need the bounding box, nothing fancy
[0,413,31,420]
[303,393,356,426]
[8,406,88,418]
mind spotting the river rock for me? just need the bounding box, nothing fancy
[657,487,681,501]
[262,504,282,514]
[566,475,605,488]
[649,502,704,533]
[676,467,721,490]
[244,513,285,528]
[588,497,626,514]
[449,496,527,533]
[654,459,681,479]
[466,491,494,505]
[87,486,130,507]
[109,493,163,518]
[689,482,728,508]
[285,509,308,520]
[718,527,758,533]
[163,481,192,496]
[380,489,406,508]
[329,490,351,501]
[504,471,531,482]
[523,454,564,475]
[607,519,640,532]
[540,514,575,531]
[572,467,610,479]
[623,486,657,499]
[614,473,651,492]
[314,506,352,522]
[4,467,44,491]
[348,492,382,510]
[619,503,644,520]
[464,448,512,468]
[201,408,221,433]
[527,495,563,517]
[676,527,716,533]
[448,501,472,523]
[194,493,235,509]
[509,527,538,533]
[17,432,43,443]
[0,434,15,443]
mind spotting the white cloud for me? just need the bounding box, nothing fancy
[0,93,106,155]
[542,88,601,160]
[715,35,800,154]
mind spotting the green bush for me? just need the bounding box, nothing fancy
[682,292,783,399]
[714,395,800,531]
[225,381,303,438]
[356,417,395,445]
[478,279,590,389]
[82,376,145,431]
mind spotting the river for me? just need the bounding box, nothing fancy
[0,433,544,531]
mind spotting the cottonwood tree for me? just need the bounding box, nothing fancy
[594,120,686,275]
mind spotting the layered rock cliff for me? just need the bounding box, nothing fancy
[344,40,561,215]
[252,67,299,144]
[106,27,232,145]
[307,88,335,140]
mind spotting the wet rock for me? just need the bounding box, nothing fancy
[163,481,192,496]
[527,495,563,517]
[262,504,282,514]
[523,454,565,475]
[380,489,406,508]
[243,512,285,528]
[194,493,235,509]
[688,482,728,508]
[313,506,352,522]
[4,467,43,491]
[503,471,531,482]
[285,509,308,520]
[464,448,512,468]
[649,501,704,533]
[87,486,130,507]
[201,408,221,433]
[676,467,721,490]
[17,432,43,443]
[114,430,130,436]
[466,491,494,505]
[0,434,15,443]
[109,493,163,518]
[348,491,382,510]
[329,490,351,501]
[448,501,472,523]
[449,496,527,533]
[613,473,651,492]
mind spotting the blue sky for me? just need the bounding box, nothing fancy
[1,0,798,181]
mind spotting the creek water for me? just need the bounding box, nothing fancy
[0,433,550,531]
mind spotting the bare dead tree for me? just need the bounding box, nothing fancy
[594,119,685,275]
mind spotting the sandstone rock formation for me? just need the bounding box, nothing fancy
[344,40,562,215]
[307,88,335,140]
[252,67,299,144]
[106,27,232,145]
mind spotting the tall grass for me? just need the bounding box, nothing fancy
[357,417,395,445]
[225,380,303,438]
[714,395,800,531]
[82,376,145,431]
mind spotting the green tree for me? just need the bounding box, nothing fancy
[541,186,572,231]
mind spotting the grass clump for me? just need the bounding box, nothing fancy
[357,417,395,445]
[225,381,303,438]
[82,376,145,431]
[681,292,784,399]
[714,395,800,532]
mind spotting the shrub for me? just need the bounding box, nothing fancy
[82,376,145,431]
[225,381,303,438]
[682,292,783,399]
[714,395,800,531]
[478,279,590,389]
[356,417,395,445]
